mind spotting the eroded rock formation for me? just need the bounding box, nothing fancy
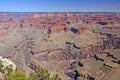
[0,12,120,80]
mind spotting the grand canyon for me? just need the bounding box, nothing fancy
[0,12,120,80]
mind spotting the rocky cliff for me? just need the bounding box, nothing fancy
[0,12,120,80]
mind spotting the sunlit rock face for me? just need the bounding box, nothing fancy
[0,12,120,80]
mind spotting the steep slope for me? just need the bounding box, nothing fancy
[0,12,120,80]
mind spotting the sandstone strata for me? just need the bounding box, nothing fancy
[0,12,120,80]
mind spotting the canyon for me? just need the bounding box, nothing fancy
[0,12,120,80]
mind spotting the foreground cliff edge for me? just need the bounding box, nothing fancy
[0,12,120,80]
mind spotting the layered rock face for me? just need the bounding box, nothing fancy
[0,12,120,80]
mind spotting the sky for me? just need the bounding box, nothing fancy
[0,0,120,12]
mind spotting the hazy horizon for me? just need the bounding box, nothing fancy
[0,0,120,12]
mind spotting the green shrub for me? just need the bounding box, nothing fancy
[30,68,61,80]
[0,60,61,80]
[30,69,50,80]
[6,71,32,80]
